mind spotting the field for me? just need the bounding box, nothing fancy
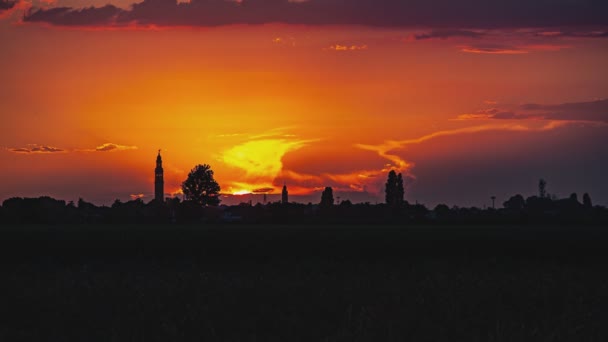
[1,224,608,341]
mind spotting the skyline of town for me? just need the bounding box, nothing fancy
[1,0,607,207]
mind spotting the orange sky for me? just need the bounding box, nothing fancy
[1,1,608,207]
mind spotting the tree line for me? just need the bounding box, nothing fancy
[1,163,606,224]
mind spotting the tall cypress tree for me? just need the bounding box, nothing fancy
[320,187,334,208]
[583,193,593,208]
[396,173,404,206]
[385,170,397,206]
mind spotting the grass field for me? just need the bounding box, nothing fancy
[1,224,608,340]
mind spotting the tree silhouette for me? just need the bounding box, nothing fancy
[503,194,525,211]
[182,164,221,206]
[396,173,405,206]
[385,170,404,207]
[538,179,547,198]
[583,193,593,208]
[385,170,397,206]
[320,187,334,207]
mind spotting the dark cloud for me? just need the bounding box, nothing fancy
[411,29,484,40]
[0,0,15,11]
[459,99,608,123]
[460,44,527,54]
[460,43,571,54]
[534,30,608,38]
[22,0,608,28]
[522,99,608,122]
[491,111,518,119]
[9,144,64,154]
[252,187,275,193]
[23,5,122,26]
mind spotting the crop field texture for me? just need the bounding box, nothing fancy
[1,224,608,341]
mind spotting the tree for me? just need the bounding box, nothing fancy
[538,178,547,198]
[433,204,451,220]
[385,170,397,205]
[396,173,405,206]
[503,194,525,211]
[583,193,593,208]
[181,164,221,206]
[385,170,405,207]
[320,187,334,207]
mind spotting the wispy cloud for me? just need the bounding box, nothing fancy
[7,142,139,154]
[94,143,138,152]
[219,129,315,195]
[408,29,485,41]
[278,121,577,196]
[129,193,144,200]
[457,99,608,123]
[272,36,296,47]
[534,30,608,39]
[7,144,65,154]
[326,44,368,52]
[460,44,528,54]
[460,43,571,54]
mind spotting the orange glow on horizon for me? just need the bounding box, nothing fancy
[1,20,607,205]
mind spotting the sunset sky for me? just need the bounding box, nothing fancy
[1,0,607,207]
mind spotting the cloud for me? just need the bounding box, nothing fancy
[534,30,608,39]
[455,108,516,120]
[219,113,604,198]
[94,143,138,152]
[7,144,65,154]
[6,142,139,154]
[458,99,608,123]
[290,120,578,196]
[409,29,485,41]
[272,36,296,47]
[129,193,144,200]
[23,4,123,26]
[460,44,528,54]
[252,187,274,194]
[220,136,312,194]
[21,0,608,28]
[326,44,368,51]
[352,120,581,189]
[0,0,15,11]
[460,43,571,54]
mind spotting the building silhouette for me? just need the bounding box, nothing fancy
[282,184,289,204]
[155,150,164,203]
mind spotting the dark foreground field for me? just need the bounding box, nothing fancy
[2,224,608,341]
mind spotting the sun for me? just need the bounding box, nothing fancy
[220,137,311,194]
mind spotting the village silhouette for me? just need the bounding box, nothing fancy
[3,151,608,342]
[1,151,606,225]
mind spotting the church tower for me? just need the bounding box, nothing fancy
[155,150,164,203]
[281,183,289,204]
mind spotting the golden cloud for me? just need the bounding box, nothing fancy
[95,143,138,152]
[8,144,65,154]
[220,137,312,194]
[327,44,368,51]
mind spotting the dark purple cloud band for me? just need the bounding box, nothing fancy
[22,0,608,28]
[459,99,608,123]
[0,0,16,11]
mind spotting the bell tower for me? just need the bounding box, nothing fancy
[281,183,289,204]
[155,150,164,203]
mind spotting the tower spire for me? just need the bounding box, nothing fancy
[155,150,164,203]
[282,183,289,204]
